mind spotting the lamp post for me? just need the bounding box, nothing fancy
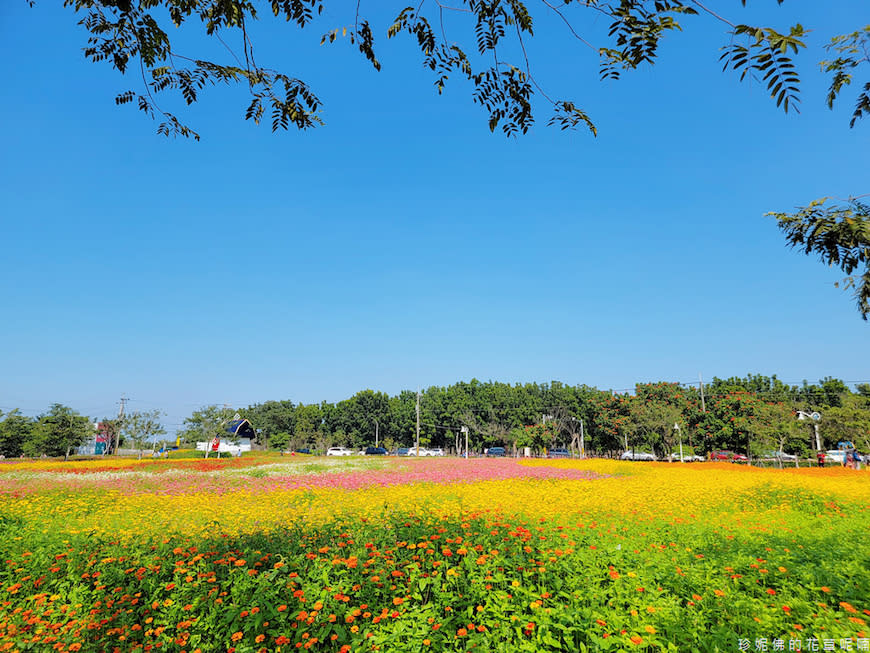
[461,426,469,459]
[673,423,684,462]
[374,419,379,449]
[796,410,822,451]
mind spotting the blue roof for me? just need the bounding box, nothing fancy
[225,418,255,438]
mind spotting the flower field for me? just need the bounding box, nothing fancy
[1,457,868,652]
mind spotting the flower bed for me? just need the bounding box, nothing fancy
[0,458,867,652]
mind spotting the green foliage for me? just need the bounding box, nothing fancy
[122,409,167,455]
[2,492,868,652]
[821,394,870,451]
[178,405,236,445]
[821,25,870,127]
[768,197,870,319]
[0,409,33,458]
[22,403,92,459]
[245,400,296,446]
[53,1,854,141]
[720,23,805,113]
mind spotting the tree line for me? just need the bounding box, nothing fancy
[3,375,868,459]
[179,375,870,458]
[0,407,165,460]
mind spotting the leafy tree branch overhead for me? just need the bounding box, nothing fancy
[49,2,868,317]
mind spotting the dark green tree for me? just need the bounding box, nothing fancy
[24,404,92,459]
[0,410,34,458]
[244,400,296,447]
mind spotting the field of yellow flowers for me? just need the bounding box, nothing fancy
[1,456,868,652]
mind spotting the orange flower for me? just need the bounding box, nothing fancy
[457,628,468,637]
[255,635,265,644]
[392,597,404,606]
[422,639,431,646]
[840,602,858,614]
[766,589,776,596]
[714,590,725,597]
[644,625,656,634]
[231,632,243,642]
[630,635,643,645]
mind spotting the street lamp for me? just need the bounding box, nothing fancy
[374,419,379,449]
[796,411,822,451]
[460,426,469,459]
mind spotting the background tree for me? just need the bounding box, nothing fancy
[122,409,167,458]
[96,418,122,455]
[244,400,296,448]
[752,401,806,462]
[0,410,34,459]
[177,405,235,446]
[630,400,683,459]
[822,394,870,451]
[24,404,92,459]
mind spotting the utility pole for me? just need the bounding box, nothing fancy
[415,389,420,455]
[580,419,585,459]
[699,374,706,413]
[461,426,469,459]
[374,419,379,448]
[115,395,128,455]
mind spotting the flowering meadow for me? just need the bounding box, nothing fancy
[1,456,868,653]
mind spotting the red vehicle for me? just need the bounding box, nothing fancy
[710,450,748,462]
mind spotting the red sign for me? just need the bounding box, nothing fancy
[211,437,220,452]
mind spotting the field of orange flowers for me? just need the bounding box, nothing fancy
[1,455,868,653]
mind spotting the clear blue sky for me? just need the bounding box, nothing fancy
[1,1,867,433]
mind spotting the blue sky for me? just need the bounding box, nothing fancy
[1,1,867,433]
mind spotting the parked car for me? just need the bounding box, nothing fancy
[620,451,656,461]
[294,447,311,454]
[364,447,387,455]
[486,447,506,457]
[326,447,353,456]
[548,448,571,458]
[825,450,847,465]
[424,448,445,457]
[396,448,410,456]
[766,450,797,461]
[710,450,748,462]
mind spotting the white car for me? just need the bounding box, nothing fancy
[767,450,797,461]
[424,448,445,457]
[825,450,847,465]
[620,451,656,461]
[326,447,353,456]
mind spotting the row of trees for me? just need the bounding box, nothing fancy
[0,406,166,460]
[183,374,870,458]
[3,375,868,459]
